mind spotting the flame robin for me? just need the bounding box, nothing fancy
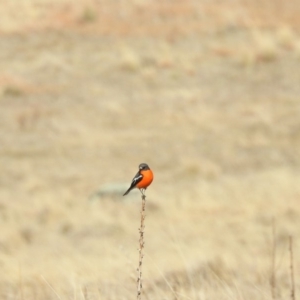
[123,163,154,196]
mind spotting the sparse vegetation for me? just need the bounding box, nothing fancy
[80,6,97,23]
[0,0,300,299]
[3,85,24,97]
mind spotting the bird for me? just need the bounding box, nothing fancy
[123,163,154,196]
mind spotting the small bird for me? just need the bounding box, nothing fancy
[123,163,154,196]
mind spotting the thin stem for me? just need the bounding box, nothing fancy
[271,218,276,300]
[137,193,146,300]
[289,236,296,300]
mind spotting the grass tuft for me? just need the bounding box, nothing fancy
[3,85,24,97]
[120,48,141,72]
[80,7,97,23]
[254,34,278,62]
[277,26,296,50]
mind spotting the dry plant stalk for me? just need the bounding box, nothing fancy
[271,219,277,300]
[137,192,146,300]
[289,236,296,300]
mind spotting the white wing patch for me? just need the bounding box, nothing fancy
[132,174,143,185]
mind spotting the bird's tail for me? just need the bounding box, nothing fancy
[123,187,132,196]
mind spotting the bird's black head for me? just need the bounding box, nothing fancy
[139,163,150,170]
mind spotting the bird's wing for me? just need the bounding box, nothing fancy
[123,171,143,196]
[130,171,143,187]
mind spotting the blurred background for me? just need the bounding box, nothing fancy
[1,0,300,299]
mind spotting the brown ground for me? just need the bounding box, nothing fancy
[1,1,300,299]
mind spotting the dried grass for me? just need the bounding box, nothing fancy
[0,1,300,299]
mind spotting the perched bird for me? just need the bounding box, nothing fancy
[123,163,154,196]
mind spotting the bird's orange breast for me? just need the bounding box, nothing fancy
[136,169,153,189]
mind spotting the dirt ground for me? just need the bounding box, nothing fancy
[1,1,300,299]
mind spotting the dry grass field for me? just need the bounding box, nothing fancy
[1,0,300,299]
